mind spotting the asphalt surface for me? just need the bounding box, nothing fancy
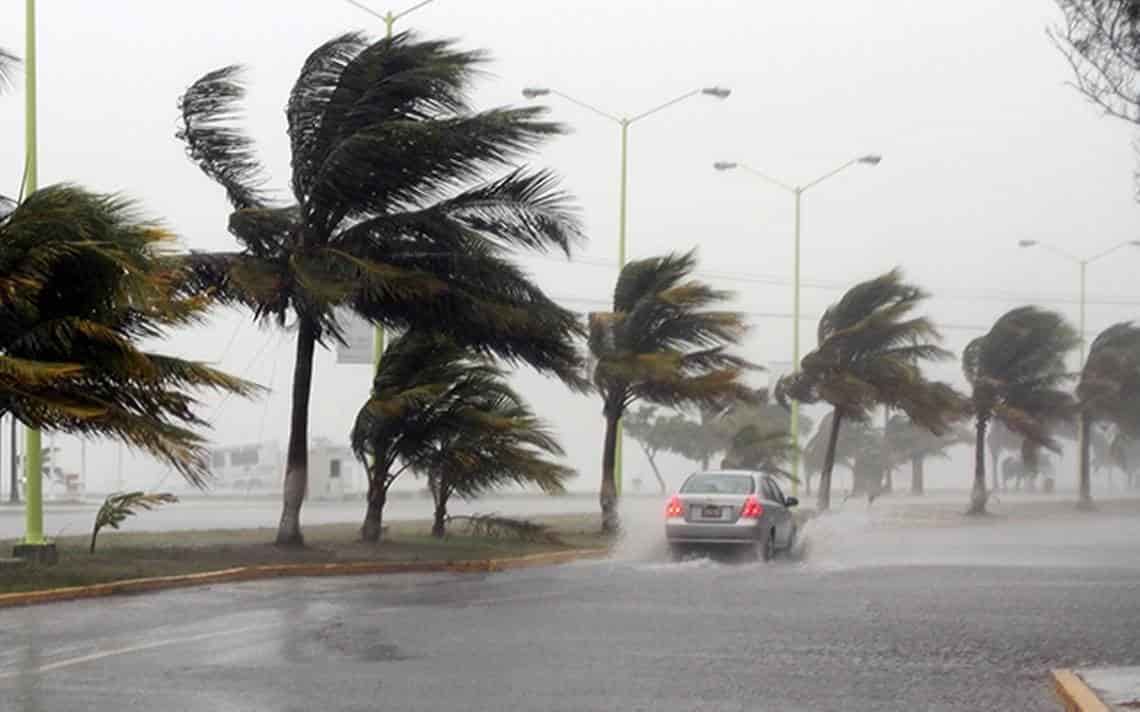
[3,505,1140,711]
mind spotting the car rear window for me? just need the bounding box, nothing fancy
[680,474,755,495]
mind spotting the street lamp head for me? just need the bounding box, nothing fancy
[857,154,882,165]
[701,86,731,99]
[713,161,738,171]
[521,87,550,100]
[1018,239,1038,248]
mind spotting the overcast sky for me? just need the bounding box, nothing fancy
[1,0,1138,497]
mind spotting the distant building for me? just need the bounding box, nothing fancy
[207,438,366,499]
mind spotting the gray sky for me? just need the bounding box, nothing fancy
[1,0,1138,495]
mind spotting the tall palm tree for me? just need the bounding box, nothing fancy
[178,34,586,546]
[1076,322,1140,507]
[884,414,971,495]
[0,185,256,481]
[963,306,1078,514]
[589,250,754,532]
[777,269,963,511]
[420,381,571,538]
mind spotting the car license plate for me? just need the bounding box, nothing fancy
[701,505,721,518]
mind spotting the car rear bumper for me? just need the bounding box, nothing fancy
[665,519,762,544]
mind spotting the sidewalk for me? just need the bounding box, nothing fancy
[1054,667,1140,711]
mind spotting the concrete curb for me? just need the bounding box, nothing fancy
[0,547,610,609]
[1052,669,1112,712]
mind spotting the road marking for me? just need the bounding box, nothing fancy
[0,623,277,680]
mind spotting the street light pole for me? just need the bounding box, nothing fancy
[523,85,731,497]
[344,0,439,367]
[714,155,881,496]
[345,0,437,39]
[23,0,44,548]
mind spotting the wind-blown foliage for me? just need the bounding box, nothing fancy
[0,48,17,95]
[177,33,586,546]
[419,380,571,538]
[589,250,755,532]
[1076,322,1140,505]
[352,331,571,541]
[0,185,257,483]
[777,269,963,511]
[963,306,1078,514]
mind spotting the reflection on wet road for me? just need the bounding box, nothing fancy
[3,501,1140,711]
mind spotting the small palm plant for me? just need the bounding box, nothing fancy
[963,306,1078,514]
[90,492,178,553]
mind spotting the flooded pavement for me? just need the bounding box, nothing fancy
[2,501,1140,710]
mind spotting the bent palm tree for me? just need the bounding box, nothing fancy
[0,185,256,481]
[1076,322,1140,507]
[777,269,963,511]
[590,250,754,532]
[352,331,498,541]
[420,383,571,538]
[178,33,586,546]
[963,306,1078,514]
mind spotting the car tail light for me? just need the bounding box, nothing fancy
[665,495,684,519]
[740,495,763,519]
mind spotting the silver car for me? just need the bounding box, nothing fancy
[664,470,799,561]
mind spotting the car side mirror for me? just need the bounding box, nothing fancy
[784,496,799,507]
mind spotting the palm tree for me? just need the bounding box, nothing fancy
[351,332,482,541]
[884,414,971,495]
[0,185,256,481]
[177,34,586,546]
[963,306,1078,514]
[777,269,963,512]
[1076,322,1140,507]
[719,400,805,477]
[419,380,571,538]
[589,250,754,532]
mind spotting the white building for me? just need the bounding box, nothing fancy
[207,439,366,500]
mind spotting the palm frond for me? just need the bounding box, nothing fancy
[177,65,268,210]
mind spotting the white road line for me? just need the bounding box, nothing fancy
[0,623,277,680]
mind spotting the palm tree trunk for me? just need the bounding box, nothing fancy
[1078,414,1093,509]
[969,418,988,515]
[639,444,667,494]
[600,412,620,533]
[990,448,1000,492]
[911,455,924,495]
[276,317,318,547]
[361,473,388,543]
[432,485,450,538]
[818,409,843,512]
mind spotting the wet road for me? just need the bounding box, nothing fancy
[3,510,1140,711]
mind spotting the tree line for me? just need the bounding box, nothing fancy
[4,26,1140,549]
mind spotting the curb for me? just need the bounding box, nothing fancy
[1052,669,1112,712]
[0,547,609,610]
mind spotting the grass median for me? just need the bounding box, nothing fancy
[0,513,610,595]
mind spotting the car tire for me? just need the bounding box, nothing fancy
[761,529,776,562]
[668,543,686,562]
[785,523,798,553]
